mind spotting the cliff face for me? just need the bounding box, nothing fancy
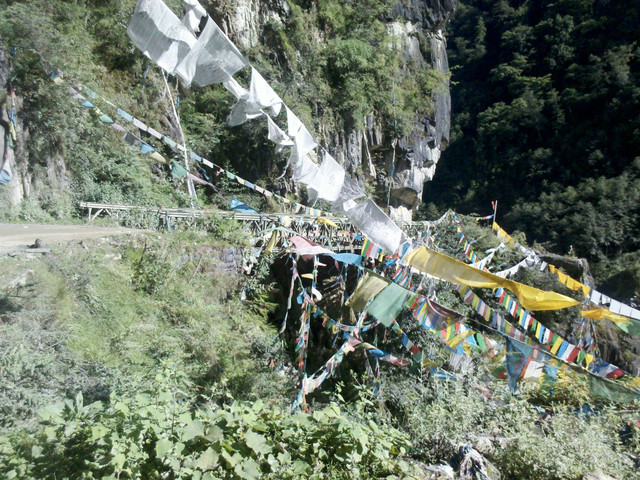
[214,0,455,221]
[0,41,69,208]
[0,1,454,220]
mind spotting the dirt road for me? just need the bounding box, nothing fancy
[0,223,145,254]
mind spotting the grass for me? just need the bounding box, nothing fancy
[0,229,287,433]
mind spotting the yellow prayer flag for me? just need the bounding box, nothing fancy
[557,270,569,286]
[345,271,390,312]
[550,336,564,355]
[405,247,581,311]
[149,151,168,164]
[265,230,278,254]
[584,354,594,368]
[317,217,338,228]
[548,264,591,297]
[448,329,474,350]
[582,308,630,324]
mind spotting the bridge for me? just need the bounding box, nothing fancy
[79,202,432,252]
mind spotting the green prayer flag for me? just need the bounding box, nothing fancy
[170,161,188,179]
[588,374,640,403]
[162,136,177,148]
[366,283,417,327]
[617,318,640,335]
[475,333,487,351]
[345,271,389,312]
[99,114,114,124]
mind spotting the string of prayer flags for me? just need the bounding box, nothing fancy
[51,63,331,215]
[291,336,361,412]
[582,308,640,335]
[587,288,640,320]
[391,266,412,289]
[548,264,591,297]
[491,220,640,322]
[361,238,382,259]
[494,255,537,279]
[405,246,581,311]
[357,343,410,367]
[493,288,638,380]
[492,221,515,246]
[456,285,526,343]
[295,298,311,372]
[458,231,479,264]
[387,319,422,359]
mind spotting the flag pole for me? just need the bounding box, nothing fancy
[162,71,197,204]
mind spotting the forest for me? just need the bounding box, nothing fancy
[425,0,640,294]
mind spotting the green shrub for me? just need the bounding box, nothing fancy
[0,367,417,479]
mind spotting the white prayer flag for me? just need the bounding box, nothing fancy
[128,0,197,74]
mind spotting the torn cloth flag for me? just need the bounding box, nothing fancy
[505,337,533,392]
[127,0,197,74]
[227,67,283,126]
[230,198,258,214]
[366,282,417,327]
[305,151,346,203]
[173,12,248,87]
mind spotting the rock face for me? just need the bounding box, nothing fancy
[211,0,290,50]
[217,0,456,221]
[0,40,22,206]
[0,39,70,208]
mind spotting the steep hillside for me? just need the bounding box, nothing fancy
[424,0,640,297]
[2,1,640,479]
[0,0,454,223]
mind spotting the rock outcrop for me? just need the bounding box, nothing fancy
[215,0,456,221]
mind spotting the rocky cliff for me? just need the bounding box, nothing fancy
[211,0,455,222]
[0,0,455,221]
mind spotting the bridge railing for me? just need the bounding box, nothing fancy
[78,201,433,249]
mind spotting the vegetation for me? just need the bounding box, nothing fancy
[2,0,640,478]
[424,0,640,292]
[1,218,639,478]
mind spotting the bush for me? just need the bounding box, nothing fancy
[0,366,417,479]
